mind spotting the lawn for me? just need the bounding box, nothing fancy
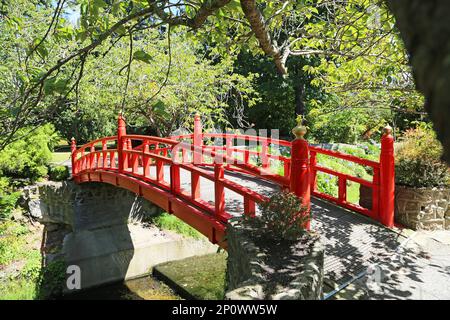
[50,152,71,164]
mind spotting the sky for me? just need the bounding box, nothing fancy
[65,6,80,26]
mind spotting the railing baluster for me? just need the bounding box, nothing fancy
[244,147,250,165]
[261,140,269,169]
[214,164,225,218]
[110,151,116,169]
[310,150,317,191]
[143,140,150,178]
[372,167,380,216]
[244,197,255,217]
[132,143,138,173]
[182,148,188,164]
[226,135,233,168]
[156,159,164,183]
[191,171,200,200]
[171,164,180,193]
[102,140,107,168]
[193,114,203,165]
[90,145,96,169]
[338,176,347,203]
[81,150,85,171]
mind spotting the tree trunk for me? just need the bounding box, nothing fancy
[387,0,450,163]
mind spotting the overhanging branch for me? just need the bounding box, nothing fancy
[240,0,288,75]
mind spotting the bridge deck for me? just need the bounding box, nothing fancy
[138,165,404,289]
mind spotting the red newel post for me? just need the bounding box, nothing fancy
[193,113,203,165]
[117,113,127,173]
[379,125,395,227]
[70,137,77,176]
[290,121,311,230]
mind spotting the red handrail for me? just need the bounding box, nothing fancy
[71,114,395,247]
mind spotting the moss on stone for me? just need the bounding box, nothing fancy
[153,252,227,300]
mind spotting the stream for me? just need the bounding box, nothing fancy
[62,275,182,300]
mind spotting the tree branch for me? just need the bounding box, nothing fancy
[240,0,287,75]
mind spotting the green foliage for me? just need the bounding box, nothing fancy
[50,30,259,142]
[395,123,449,187]
[0,220,29,265]
[0,220,66,300]
[314,145,375,202]
[232,51,324,136]
[151,212,203,239]
[0,124,59,181]
[0,177,21,220]
[48,165,70,181]
[36,258,66,299]
[256,191,310,240]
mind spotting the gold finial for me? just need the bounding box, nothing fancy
[292,115,307,140]
[383,124,393,135]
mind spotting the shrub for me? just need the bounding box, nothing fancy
[48,165,70,181]
[0,124,60,182]
[255,191,310,240]
[36,258,66,299]
[0,177,20,220]
[395,123,449,188]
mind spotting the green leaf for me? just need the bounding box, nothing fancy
[152,100,169,117]
[93,0,107,9]
[76,30,88,42]
[133,50,153,64]
[43,78,68,95]
[116,25,127,36]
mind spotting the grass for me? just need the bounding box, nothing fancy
[153,253,227,300]
[0,220,67,300]
[150,212,203,239]
[0,220,42,300]
[0,279,38,300]
[50,152,71,164]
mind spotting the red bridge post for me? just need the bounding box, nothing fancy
[193,113,203,165]
[290,122,311,230]
[117,113,127,174]
[71,137,76,176]
[379,125,395,227]
[191,114,203,199]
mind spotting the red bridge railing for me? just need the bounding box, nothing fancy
[70,114,395,247]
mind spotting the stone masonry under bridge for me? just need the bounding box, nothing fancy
[21,181,218,291]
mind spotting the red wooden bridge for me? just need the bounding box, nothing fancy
[71,114,395,249]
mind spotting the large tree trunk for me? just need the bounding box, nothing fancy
[387,0,450,163]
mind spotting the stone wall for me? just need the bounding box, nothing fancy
[20,181,218,291]
[21,181,161,230]
[225,220,324,300]
[395,185,450,230]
